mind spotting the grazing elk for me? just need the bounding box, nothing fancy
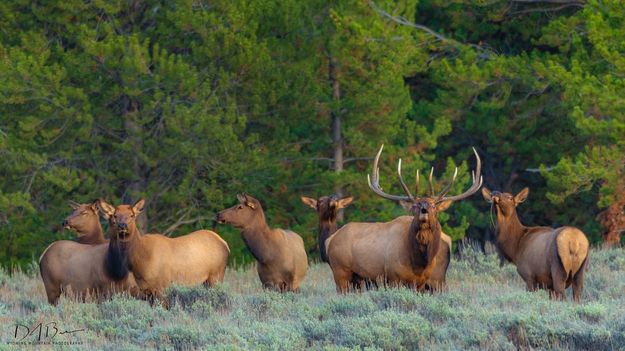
[39,201,140,305]
[482,187,589,301]
[327,145,481,293]
[97,199,230,303]
[300,194,353,263]
[216,194,308,292]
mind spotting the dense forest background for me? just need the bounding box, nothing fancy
[1,0,623,267]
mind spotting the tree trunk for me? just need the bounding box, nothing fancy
[329,56,345,221]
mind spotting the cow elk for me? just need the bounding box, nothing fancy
[39,201,140,305]
[216,194,308,292]
[300,194,353,263]
[482,187,589,301]
[327,145,481,293]
[97,199,230,303]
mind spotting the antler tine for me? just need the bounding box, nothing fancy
[397,159,415,201]
[367,145,412,202]
[436,167,458,199]
[437,147,483,203]
[428,167,435,197]
[415,169,420,198]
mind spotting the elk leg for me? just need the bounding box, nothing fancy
[525,278,537,292]
[571,257,588,303]
[550,265,567,301]
[332,268,353,294]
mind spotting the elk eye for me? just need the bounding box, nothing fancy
[237,205,243,210]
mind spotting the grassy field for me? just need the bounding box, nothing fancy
[1,244,624,350]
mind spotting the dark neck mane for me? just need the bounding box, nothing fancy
[318,215,337,263]
[105,228,139,281]
[408,219,441,270]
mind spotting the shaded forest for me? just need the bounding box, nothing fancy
[1,0,624,267]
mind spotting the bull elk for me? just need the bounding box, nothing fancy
[39,201,140,304]
[327,145,482,293]
[97,199,230,303]
[300,194,353,263]
[216,194,308,292]
[482,187,589,301]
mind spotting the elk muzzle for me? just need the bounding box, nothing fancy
[215,212,226,224]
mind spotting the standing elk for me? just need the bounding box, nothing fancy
[97,199,230,303]
[300,194,353,263]
[216,194,308,292]
[39,201,140,305]
[327,145,481,293]
[482,187,589,301]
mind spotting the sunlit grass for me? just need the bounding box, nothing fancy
[1,245,624,350]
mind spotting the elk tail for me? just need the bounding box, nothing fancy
[556,227,589,279]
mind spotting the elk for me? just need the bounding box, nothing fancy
[482,187,589,301]
[326,145,481,293]
[97,199,230,303]
[39,201,140,305]
[216,194,308,292]
[300,194,353,263]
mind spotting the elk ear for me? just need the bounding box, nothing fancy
[89,200,99,213]
[514,187,529,204]
[482,187,493,203]
[399,200,413,211]
[337,196,354,209]
[246,201,256,209]
[300,196,317,209]
[133,198,146,215]
[68,200,80,210]
[236,194,247,204]
[436,200,453,212]
[96,199,115,219]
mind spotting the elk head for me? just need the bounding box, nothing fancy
[301,194,354,221]
[368,145,482,229]
[482,187,529,218]
[97,199,145,241]
[63,200,100,234]
[215,194,264,229]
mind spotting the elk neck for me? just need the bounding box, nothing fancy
[105,226,142,281]
[239,211,276,264]
[493,206,526,264]
[317,214,337,263]
[408,218,441,270]
[76,219,106,245]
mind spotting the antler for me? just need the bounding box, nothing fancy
[367,145,414,202]
[436,147,482,203]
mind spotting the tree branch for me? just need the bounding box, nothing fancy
[162,212,210,236]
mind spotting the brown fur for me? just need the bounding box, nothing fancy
[326,209,451,293]
[39,201,140,305]
[217,194,308,292]
[326,145,480,293]
[301,194,353,263]
[483,187,590,301]
[98,199,230,302]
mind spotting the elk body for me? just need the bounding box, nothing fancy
[327,145,481,293]
[98,199,230,302]
[482,187,589,301]
[39,201,140,305]
[216,194,308,292]
[300,194,353,263]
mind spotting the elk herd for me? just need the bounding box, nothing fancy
[38,145,590,306]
